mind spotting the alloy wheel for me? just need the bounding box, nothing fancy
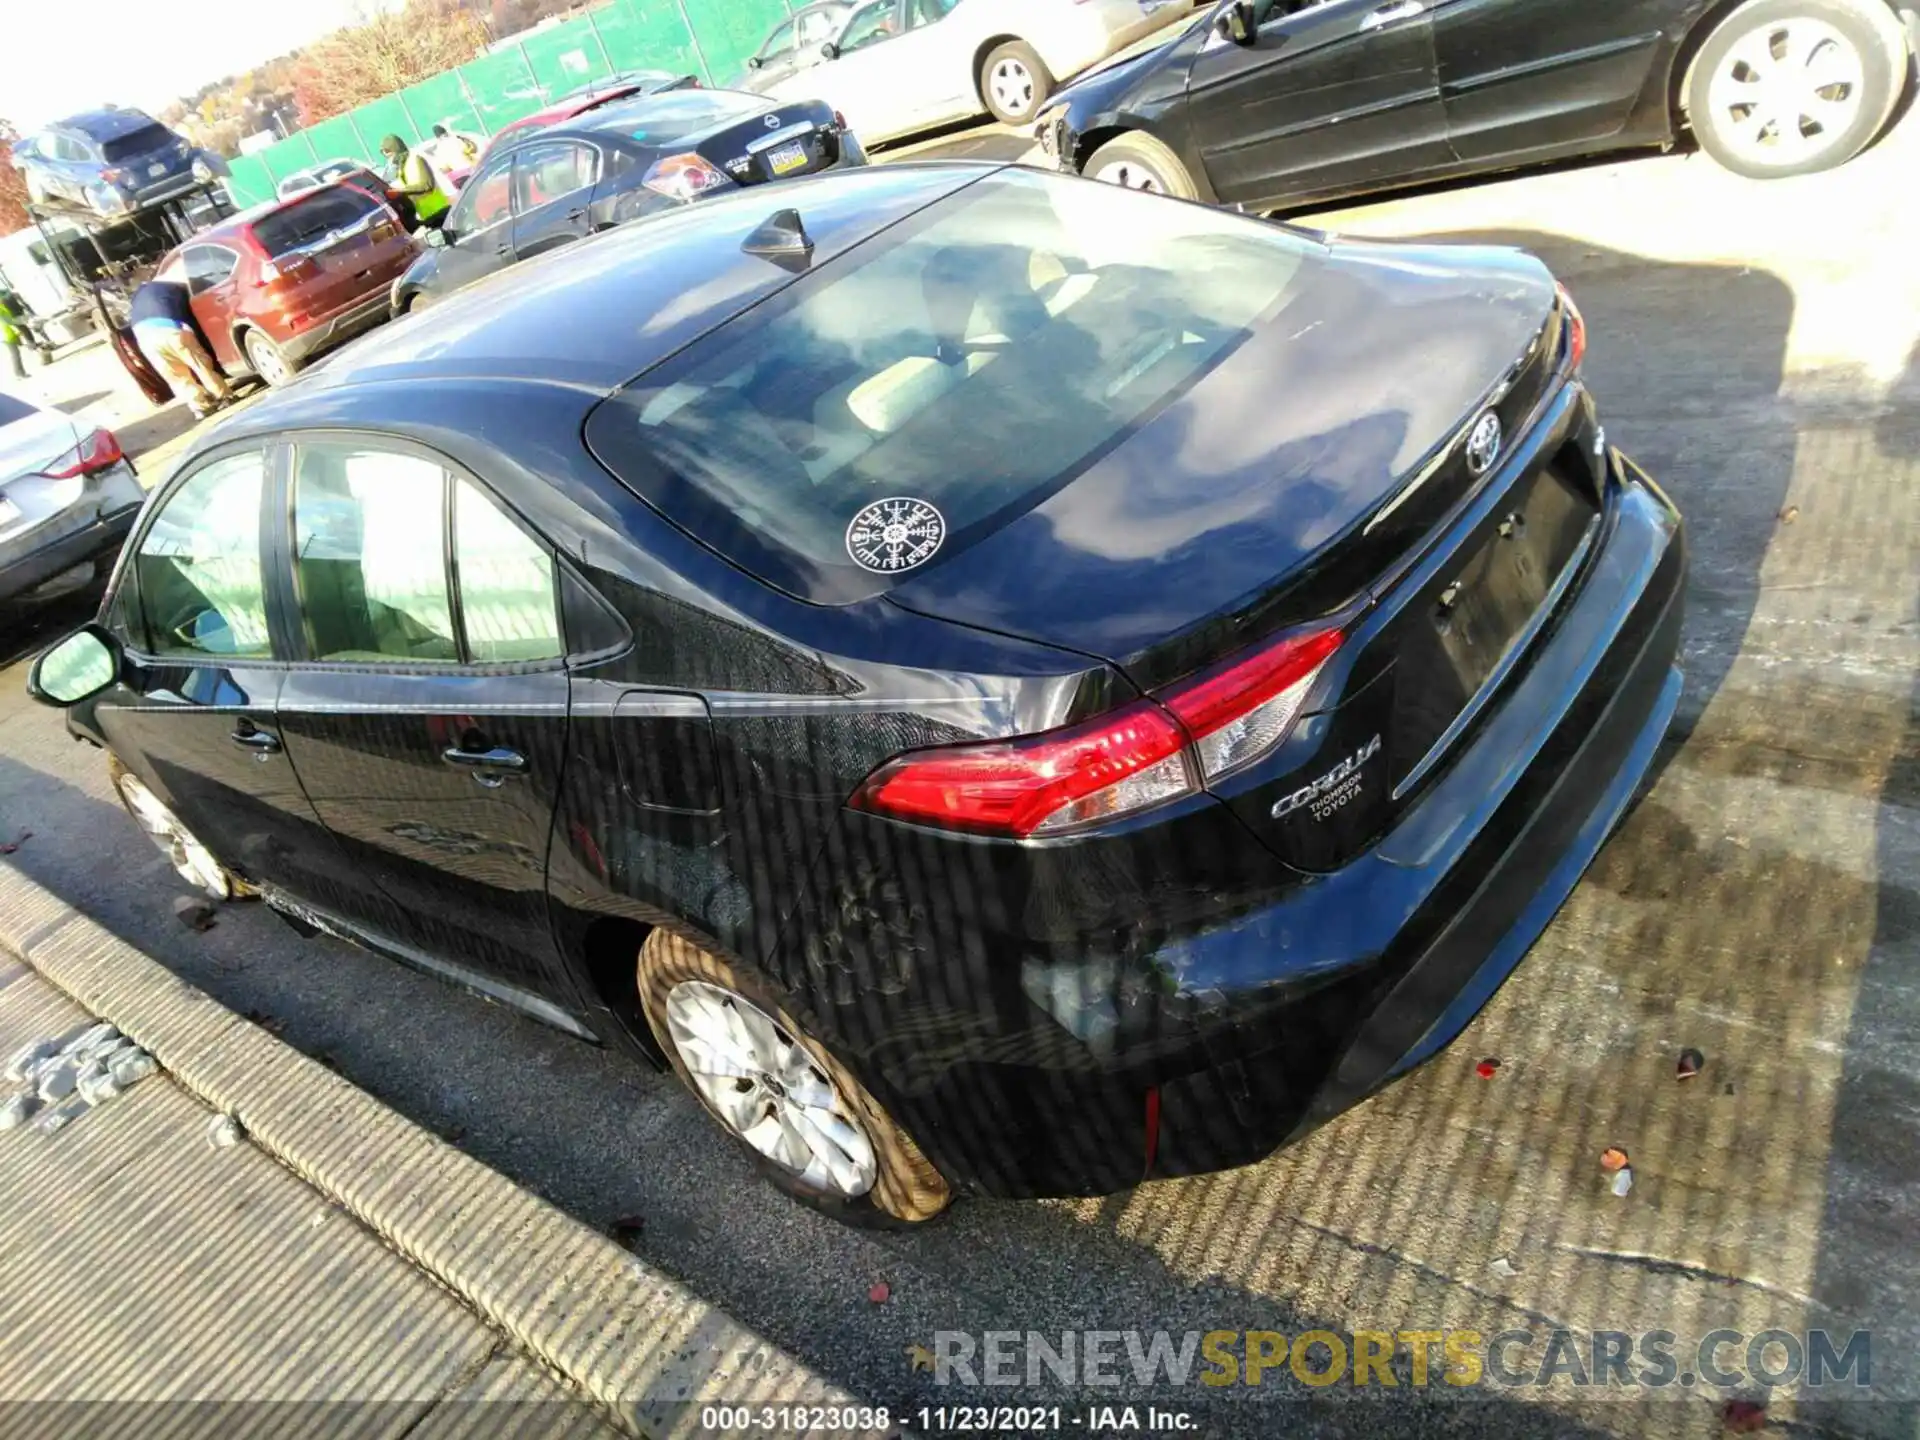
[990,58,1036,120]
[1092,159,1167,193]
[663,979,878,1198]
[1705,18,1866,168]
[115,769,232,900]
[245,330,295,387]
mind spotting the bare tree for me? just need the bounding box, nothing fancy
[293,0,490,127]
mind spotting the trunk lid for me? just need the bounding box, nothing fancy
[0,404,87,542]
[886,240,1565,686]
[693,101,848,187]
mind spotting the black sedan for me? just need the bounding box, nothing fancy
[1040,0,1915,211]
[31,163,1685,1226]
[390,87,865,313]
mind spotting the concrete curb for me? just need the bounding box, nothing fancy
[0,862,889,1439]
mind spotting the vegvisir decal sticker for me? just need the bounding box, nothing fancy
[846,497,946,574]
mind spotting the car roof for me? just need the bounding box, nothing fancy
[205,163,996,436]
[59,108,161,141]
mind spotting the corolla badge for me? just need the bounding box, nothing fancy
[846,497,946,573]
[1464,409,1503,477]
[1272,734,1382,821]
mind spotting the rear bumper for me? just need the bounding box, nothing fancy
[0,464,143,607]
[799,447,1685,1199]
[279,290,396,364]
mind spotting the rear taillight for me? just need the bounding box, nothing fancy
[1557,282,1586,371]
[851,623,1345,838]
[1162,625,1344,783]
[641,152,731,202]
[852,700,1192,839]
[833,111,849,131]
[39,428,124,480]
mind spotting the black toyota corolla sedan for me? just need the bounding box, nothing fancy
[391,87,866,313]
[1039,0,1914,211]
[30,163,1685,1226]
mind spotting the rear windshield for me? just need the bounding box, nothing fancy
[585,170,1317,603]
[252,185,384,257]
[101,124,176,162]
[600,90,768,145]
[0,394,35,428]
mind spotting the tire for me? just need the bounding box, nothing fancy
[980,40,1055,126]
[241,326,299,387]
[636,930,952,1227]
[1083,131,1200,199]
[1686,0,1908,178]
[107,755,253,901]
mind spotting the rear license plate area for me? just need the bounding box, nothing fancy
[1388,466,1597,788]
[765,140,809,177]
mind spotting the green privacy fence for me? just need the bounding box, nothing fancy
[226,0,801,206]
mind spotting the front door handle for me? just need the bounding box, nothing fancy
[1360,0,1424,29]
[442,745,527,785]
[230,723,282,758]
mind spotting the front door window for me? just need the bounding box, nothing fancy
[133,451,271,658]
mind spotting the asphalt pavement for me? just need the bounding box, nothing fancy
[1,116,1916,1439]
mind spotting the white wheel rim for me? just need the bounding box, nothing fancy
[990,58,1035,117]
[1705,17,1866,167]
[1092,158,1167,193]
[116,771,230,899]
[664,980,877,1198]
[248,334,291,384]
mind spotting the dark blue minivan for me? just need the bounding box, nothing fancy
[12,108,209,217]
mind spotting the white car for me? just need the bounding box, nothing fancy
[758,0,1194,142]
[0,391,143,611]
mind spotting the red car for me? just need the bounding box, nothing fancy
[476,71,700,164]
[154,180,418,387]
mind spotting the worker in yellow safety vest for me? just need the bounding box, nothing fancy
[380,134,450,230]
[0,290,27,381]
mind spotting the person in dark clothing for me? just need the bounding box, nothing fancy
[129,271,232,418]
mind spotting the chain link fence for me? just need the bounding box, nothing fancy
[227,0,800,206]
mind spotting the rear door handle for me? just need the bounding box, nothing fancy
[1361,0,1424,28]
[230,723,282,757]
[442,745,528,782]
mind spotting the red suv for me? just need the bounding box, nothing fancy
[156,181,418,386]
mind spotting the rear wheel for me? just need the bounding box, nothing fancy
[242,327,299,387]
[1084,131,1199,199]
[1686,0,1907,178]
[108,756,250,901]
[980,40,1055,126]
[636,930,952,1227]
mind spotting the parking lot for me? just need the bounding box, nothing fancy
[3,109,1917,1437]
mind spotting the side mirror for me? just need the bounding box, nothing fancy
[28,625,121,707]
[820,40,841,60]
[424,227,448,248]
[1217,0,1257,46]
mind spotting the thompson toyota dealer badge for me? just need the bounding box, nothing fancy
[846,497,946,573]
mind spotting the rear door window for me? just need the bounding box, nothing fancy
[181,245,239,295]
[252,186,384,257]
[291,445,457,664]
[511,141,600,210]
[134,451,272,659]
[584,169,1316,603]
[289,441,563,665]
